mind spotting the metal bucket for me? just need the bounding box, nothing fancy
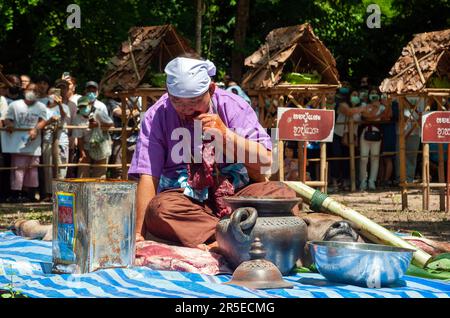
[51,178,137,274]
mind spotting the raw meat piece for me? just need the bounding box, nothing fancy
[402,236,450,257]
[188,140,215,190]
[134,240,232,275]
[187,137,236,218]
[212,175,234,218]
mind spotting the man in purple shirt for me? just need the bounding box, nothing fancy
[129,55,298,249]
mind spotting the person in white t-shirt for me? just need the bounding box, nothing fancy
[3,84,48,203]
[55,77,81,178]
[0,94,9,201]
[41,87,71,202]
[72,95,113,178]
[359,89,385,191]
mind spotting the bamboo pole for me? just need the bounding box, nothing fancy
[283,181,432,267]
[348,116,356,191]
[398,96,408,210]
[438,144,445,211]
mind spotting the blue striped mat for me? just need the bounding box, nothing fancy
[0,231,449,298]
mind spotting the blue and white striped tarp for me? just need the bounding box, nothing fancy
[1,231,449,298]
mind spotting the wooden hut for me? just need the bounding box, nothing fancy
[242,23,341,192]
[380,28,450,211]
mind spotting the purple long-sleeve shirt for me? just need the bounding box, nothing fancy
[128,88,271,181]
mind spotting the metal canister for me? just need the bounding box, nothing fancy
[51,178,137,274]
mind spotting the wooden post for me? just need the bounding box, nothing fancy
[447,144,450,213]
[398,96,408,210]
[258,93,265,125]
[422,99,430,211]
[142,95,148,113]
[298,141,307,182]
[447,101,450,213]
[438,144,445,211]
[278,140,284,181]
[121,97,128,180]
[422,142,430,211]
[320,93,327,192]
[51,126,60,178]
[348,116,356,191]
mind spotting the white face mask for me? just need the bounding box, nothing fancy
[24,90,37,103]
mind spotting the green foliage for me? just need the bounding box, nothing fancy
[0,0,449,89]
[0,265,28,298]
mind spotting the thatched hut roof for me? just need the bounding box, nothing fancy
[380,29,450,94]
[100,25,195,94]
[241,23,340,90]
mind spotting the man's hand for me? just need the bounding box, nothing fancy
[28,128,38,140]
[88,120,99,129]
[49,115,59,123]
[196,114,228,139]
[79,150,88,163]
[136,233,145,242]
[6,125,14,134]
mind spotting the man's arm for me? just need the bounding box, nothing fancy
[77,138,88,163]
[135,174,159,241]
[197,113,272,181]
[226,131,272,181]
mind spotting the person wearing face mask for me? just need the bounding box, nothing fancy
[393,95,425,184]
[72,95,114,178]
[5,74,23,104]
[3,83,48,203]
[378,93,395,188]
[128,55,295,249]
[0,83,10,201]
[82,81,109,117]
[358,88,385,191]
[40,88,71,202]
[329,88,366,192]
[55,77,80,178]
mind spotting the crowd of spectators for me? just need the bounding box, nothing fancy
[0,72,448,203]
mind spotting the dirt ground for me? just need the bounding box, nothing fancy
[1,188,449,242]
[327,189,450,242]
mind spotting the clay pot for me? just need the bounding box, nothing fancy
[216,198,307,275]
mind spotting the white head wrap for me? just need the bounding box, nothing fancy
[164,57,216,98]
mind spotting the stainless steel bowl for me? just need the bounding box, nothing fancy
[308,241,415,288]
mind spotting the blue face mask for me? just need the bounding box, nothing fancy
[87,92,97,102]
[339,87,350,95]
[369,94,379,102]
